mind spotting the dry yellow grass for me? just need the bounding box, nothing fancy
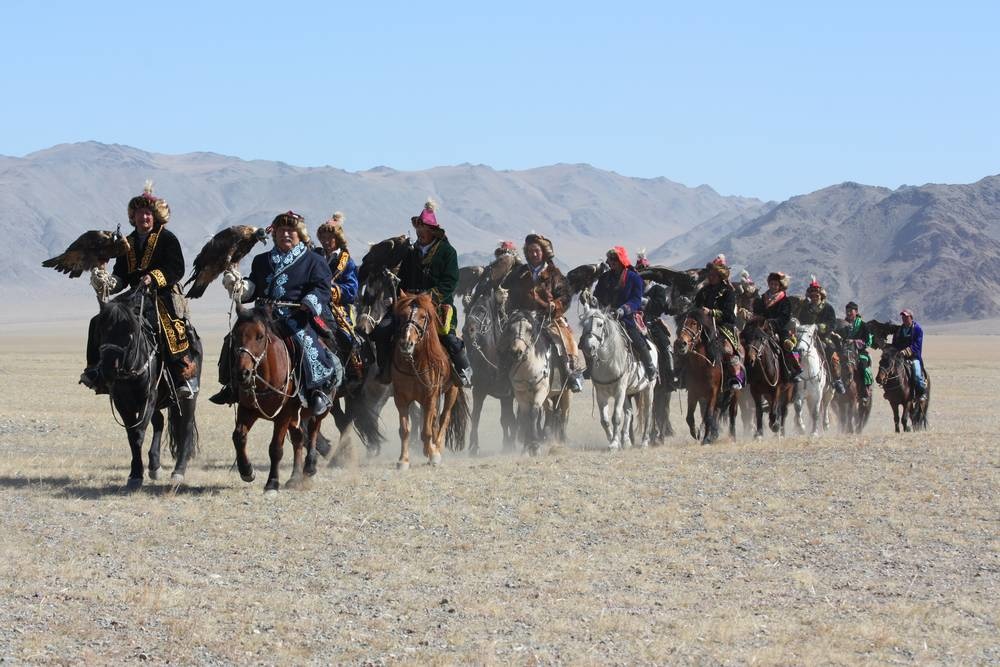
[0,329,997,664]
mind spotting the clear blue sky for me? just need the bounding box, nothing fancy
[3,1,997,200]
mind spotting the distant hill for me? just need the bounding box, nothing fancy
[6,142,761,302]
[683,177,1000,321]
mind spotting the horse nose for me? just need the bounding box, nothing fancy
[239,369,253,385]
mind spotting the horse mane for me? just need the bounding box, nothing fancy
[234,305,275,330]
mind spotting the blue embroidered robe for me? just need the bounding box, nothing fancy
[245,242,342,391]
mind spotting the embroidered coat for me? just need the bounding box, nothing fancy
[693,281,738,330]
[501,260,572,318]
[315,247,358,331]
[398,235,460,334]
[110,227,190,357]
[594,267,645,316]
[753,290,793,335]
[244,242,340,391]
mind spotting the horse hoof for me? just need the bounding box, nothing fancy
[285,476,308,491]
[239,466,255,483]
[148,467,160,481]
[430,453,442,466]
[263,488,278,498]
[607,443,620,452]
[125,477,143,493]
[170,472,185,484]
[264,480,279,495]
[397,461,410,471]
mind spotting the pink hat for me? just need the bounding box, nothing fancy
[411,198,439,228]
[900,309,913,318]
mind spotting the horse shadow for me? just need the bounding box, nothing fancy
[0,475,228,499]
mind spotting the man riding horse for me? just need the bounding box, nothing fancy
[314,211,363,388]
[593,246,658,381]
[372,198,473,387]
[894,309,927,398]
[500,233,584,393]
[81,182,201,398]
[751,271,802,381]
[798,276,846,394]
[641,281,678,390]
[213,211,341,415]
[691,254,744,391]
[838,301,874,404]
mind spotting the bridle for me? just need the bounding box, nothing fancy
[582,310,631,385]
[393,300,443,390]
[235,323,296,419]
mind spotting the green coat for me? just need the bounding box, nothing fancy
[399,235,460,334]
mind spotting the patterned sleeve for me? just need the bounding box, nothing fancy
[152,231,185,288]
[302,254,334,316]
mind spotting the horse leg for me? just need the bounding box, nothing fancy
[901,401,911,432]
[431,389,458,465]
[500,396,516,452]
[167,397,197,484]
[891,402,901,433]
[598,392,616,448]
[303,416,319,477]
[728,392,738,441]
[754,394,765,440]
[469,385,486,456]
[147,409,165,480]
[264,413,294,494]
[686,391,698,440]
[232,406,257,483]
[285,411,311,490]
[395,396,412,470]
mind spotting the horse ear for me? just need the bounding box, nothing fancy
[399,289,409,299]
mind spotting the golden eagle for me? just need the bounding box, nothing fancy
[357,235,411,283]
[41,230,127,278]
[566,262,609,295]
[184,225,268,298]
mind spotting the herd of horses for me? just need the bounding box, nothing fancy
[91,241,931,494]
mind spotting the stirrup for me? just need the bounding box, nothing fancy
[209,385,236,405]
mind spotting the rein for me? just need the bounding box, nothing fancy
[235,327,297,419]
[583,312,633,386]
[395,301,445,391]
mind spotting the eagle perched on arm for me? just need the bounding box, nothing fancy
[184,225,268,298]
[41,230,127,278]
[357,235,411,283]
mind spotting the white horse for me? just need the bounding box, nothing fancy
[499,309,571,456]
[579,299,657,450]
[793,324,832,437]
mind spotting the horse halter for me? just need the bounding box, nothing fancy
[399,302,429,358]
[236,330,273,382]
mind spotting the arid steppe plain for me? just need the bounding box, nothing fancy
[0,322,996,664]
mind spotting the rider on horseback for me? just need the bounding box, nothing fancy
[799,276,846,394]
[894,309,927,397]
[81,182,201,398]
[315,212,364,388]
[691,254,744,390]
[213,211,341,415]
[373,199,473,387]
[594,246,658,381]
[752,271,802,381]
[642,281,678,390]
[839,301,874,403]
[500,234,584,393]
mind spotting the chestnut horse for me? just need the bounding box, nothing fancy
[876,347,930,433]
[228,306,329,494]
[391,292,468,468]
[834,338,872,433]
[743,321,794,438]
[674,313,728,444]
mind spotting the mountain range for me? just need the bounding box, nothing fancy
[4,141,999,322]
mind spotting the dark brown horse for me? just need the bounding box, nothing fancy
[391,292,468,468]
[228,306,329,494]
[674,314,727,443]
[875,347,930,433]
[834,339,872,433]
[743,322,794,438]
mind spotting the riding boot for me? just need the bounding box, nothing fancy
[209,334,236,405]
[659,343,677,390]
[309,383,333,416]
[443,333,473,388]
[171,353,200,399]
[636,340,658,381]
[564,355,583,393]
[81,315,109,394]
[785,351,803,382]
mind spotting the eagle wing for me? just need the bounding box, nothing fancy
[185,225,267,298]
[457,265,485,297]
[358,235,410,283]
[865,319,899,349]
[639,265,702,294]
[566,263,609,295]
[41,230,126,278]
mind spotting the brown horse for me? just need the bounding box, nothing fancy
[674,313,729,443]
[875,347,930,433]
[834,339,872,433]
[743,321,794,438]
[229,306,328,494]
[391,292,468,468]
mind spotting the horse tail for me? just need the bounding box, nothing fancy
[445,387,470,452]
[350,391,385,451]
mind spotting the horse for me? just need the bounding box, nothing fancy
[96,287,200,491]
[579,297,657,450]
[673,313,731,444]
[875,347,931,433]
[833,338,873,434]
[228,305,329,494]
[462,292,517,454]
[499,309,571,455]
[743,321,794,439]
[390,292,468,468]
[792,324,832,437]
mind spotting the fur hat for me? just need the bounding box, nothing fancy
[606,246,632,268]
[317,211,347,248]
[738,269,754,286]
[495,240,517,257]
[411,198,440,228]
[127,180,170,227]
[706,253,731,280]
[269,211,311,246]
[845,301,859,311]
[635,248,650,270]
[524,233,554,260]
[806,274,826,299]
[767,271,790,290]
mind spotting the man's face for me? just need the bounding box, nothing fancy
[768,279,781,293]
[846,307,858,320]
[901,314,913,326]
[607,256,623,273]
[707,271,721,286]
[524,243,544,267]
[273,226,299,252]
[808,291,821,305]
[319,233,338,254]
[131,207,155,234]
[414,222,435,246]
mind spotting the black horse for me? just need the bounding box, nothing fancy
[96,287,200,490]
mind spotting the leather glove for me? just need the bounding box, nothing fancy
[222,268,241,292]
[90,266,112,293]
[900,347,912,358]
[818,323,827,334]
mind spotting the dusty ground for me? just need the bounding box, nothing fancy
[0,329,997,664]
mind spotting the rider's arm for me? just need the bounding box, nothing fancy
[332,256,359,306]
[146,230,185,289]
[301,254,334,316]
[549,269,572,316]
[716,287,737,326]
[428,243,459,305]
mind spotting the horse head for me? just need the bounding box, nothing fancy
[794,324,816,357]
[500,310,535,364]
[875,346,902,387]
[97,288,153,383]
[674,313,702,356]
[232,306,273,390]
[394,291,439,359]
[579,307,608,361]
[357,267,400,335]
